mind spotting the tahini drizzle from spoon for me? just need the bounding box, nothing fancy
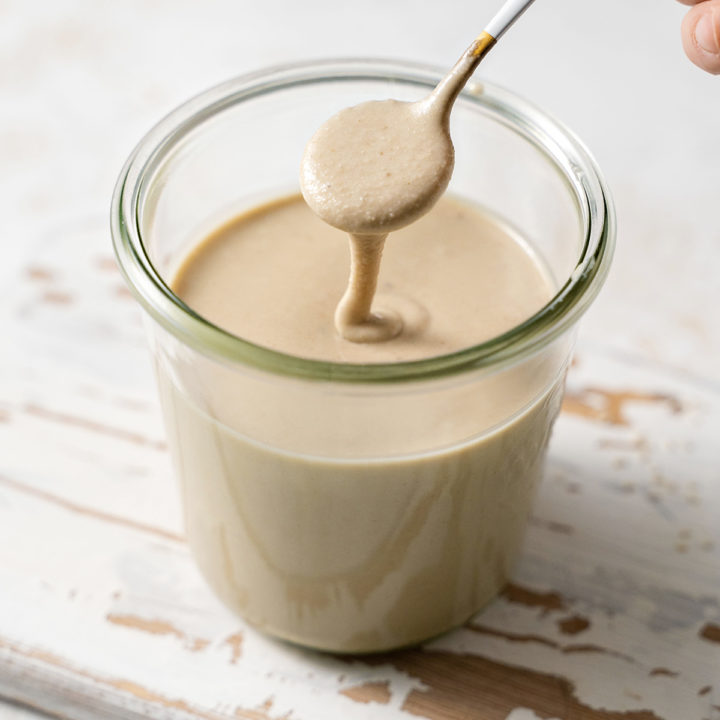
[300,0,537,343]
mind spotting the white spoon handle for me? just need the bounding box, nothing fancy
[427,0,538,113]
[484,0,537,40]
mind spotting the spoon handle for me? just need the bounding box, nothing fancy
[429,0,538,112]
[484,0,537,41]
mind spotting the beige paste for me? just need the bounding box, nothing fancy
[163,194,563,652]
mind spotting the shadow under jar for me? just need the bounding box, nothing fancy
[111,60,614,653]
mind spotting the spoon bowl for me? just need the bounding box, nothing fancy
[300,99,454,235]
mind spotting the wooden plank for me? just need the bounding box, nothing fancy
[1,324,718,718]
[1,201,719,720]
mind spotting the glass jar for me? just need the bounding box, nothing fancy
[111,60,614,653]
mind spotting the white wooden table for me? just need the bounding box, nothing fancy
[1,1,719,718]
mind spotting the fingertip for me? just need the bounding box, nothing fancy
[682,2,720,74]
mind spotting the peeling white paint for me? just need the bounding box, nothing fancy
[2,1,720,719]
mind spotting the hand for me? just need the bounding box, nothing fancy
[678,0,720,73]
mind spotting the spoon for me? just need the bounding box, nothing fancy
[300,0,537,236]
[300,0,538,342]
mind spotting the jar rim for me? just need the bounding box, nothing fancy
[111,58,615,383]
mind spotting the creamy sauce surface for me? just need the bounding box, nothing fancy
[173,194,553,364]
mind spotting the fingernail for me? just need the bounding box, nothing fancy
[695,9,720,54]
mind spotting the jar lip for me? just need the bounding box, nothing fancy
[111,58,615,383]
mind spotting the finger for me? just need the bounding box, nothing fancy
[677,0,703,6]
[682,0,720,74]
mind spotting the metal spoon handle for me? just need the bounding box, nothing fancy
[428,0,538,115]
[484,0,537,41]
